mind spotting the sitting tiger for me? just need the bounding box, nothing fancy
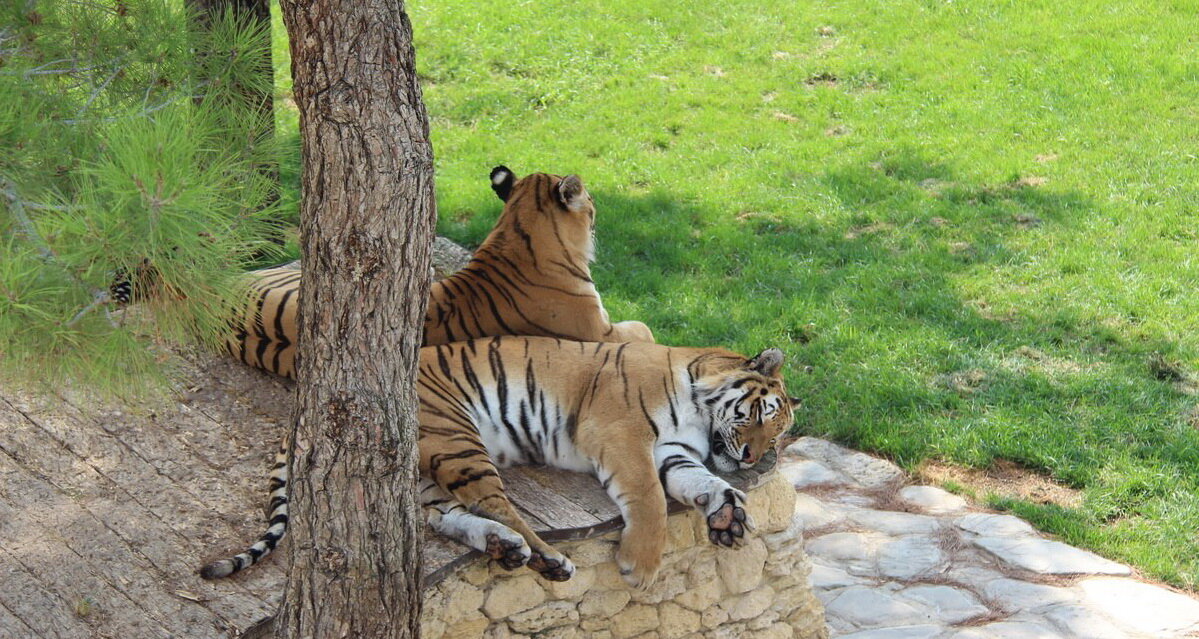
[201,336,798,588]
[227,166,654,378]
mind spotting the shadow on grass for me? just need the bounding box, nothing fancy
[590,152,1192,473]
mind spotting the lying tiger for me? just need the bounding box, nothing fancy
[201,336,798,588]
[227,166,654,378]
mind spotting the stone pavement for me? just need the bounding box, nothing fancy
[780,437,1199,639]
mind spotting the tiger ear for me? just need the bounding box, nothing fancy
[556,175,589,212]
[746,348,785,377]
[490,165,515,202]
[790,396,802,408]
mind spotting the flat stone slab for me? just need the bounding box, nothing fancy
[945,620,1066,639]
[895,585,988,625]
[822,586,931,628]
[793,492,847,530]
[1078,577,1199,635]
[838,625,944,639]
[898,485,967,515]
[875,536,947,580]
[982,578,1076,612]
[955,513,1036,537]
[808,561,867,590]
[785,438,905,490]
[971,536,1131,576]
[783,438,1199,639]
[805,531,889,575]
[782,458,852,489]
[1040,604,1137,639]
[847,509,940,536]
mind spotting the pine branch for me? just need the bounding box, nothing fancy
[0,56,107,78]
[77,57,129,117]
[66,290,115,328]
[3,180,53,261]
[61,0,122,16]
[60,86,209,125]
[3,180,117,327]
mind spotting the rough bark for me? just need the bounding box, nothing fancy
[273,1,435,637]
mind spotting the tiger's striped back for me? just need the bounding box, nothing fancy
[224,167,653,379]
[225,266,301,378]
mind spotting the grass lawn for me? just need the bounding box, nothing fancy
[271,0,1199,588]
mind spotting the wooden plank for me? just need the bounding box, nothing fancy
[422,532,482,585]
[0,398,276,632]
[0,600,37,639]
[5,391,288,609]
[500,468,603,532]
[0,454,181,639]
[0,552,90,639]
[0,392,282,575]
[7,393,234,536]
[518,465,621,521]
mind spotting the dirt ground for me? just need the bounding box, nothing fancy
[917,458,1084,509]
[0,348,296,639]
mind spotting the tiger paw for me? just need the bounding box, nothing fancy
[485,532,531,571]
[527,551,575,582]
[616,546,661,590]
[697,487,752,548]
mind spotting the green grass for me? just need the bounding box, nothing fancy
[270,0,1199,588]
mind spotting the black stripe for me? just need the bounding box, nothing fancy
[638,390,659,438]
[429,448,488,471]
[658,454,702,487]
[270,286,297,373]
[446,468,500,491]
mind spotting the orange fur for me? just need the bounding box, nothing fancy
[224,168,653,378]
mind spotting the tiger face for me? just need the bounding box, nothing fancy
[489,166,597,263]
[706,348,800,471]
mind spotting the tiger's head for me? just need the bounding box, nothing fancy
[701,348,800,471]
[488,165,597,264]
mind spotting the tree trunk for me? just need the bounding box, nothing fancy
[273,1,435,637]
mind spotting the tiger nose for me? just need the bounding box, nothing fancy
[741,445,754,463]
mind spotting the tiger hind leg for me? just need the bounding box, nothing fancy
[421,479,530,570]
[429,457,575,581]
[608,320,655,343]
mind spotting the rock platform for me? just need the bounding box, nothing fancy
[420,470,827,639]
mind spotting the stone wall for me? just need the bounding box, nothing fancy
[420,472,827,639]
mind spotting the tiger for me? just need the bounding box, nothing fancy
[200,336,799,588]
[227,166,655,378]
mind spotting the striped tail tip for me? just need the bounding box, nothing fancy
[202,437,290,580]
[199,559,238,580]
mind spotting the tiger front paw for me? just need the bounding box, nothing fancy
[697,487,752,548]
[616,545,661,590]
